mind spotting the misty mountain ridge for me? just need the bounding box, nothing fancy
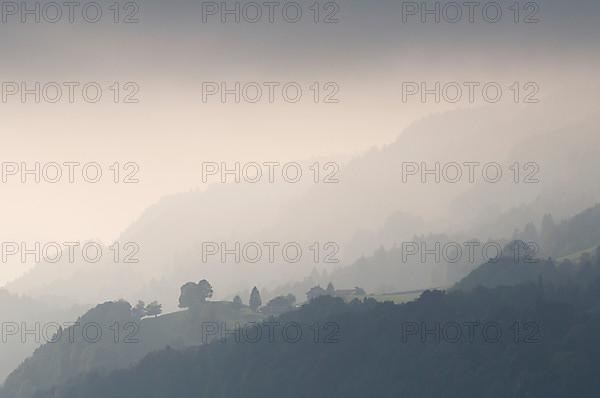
[6,102,600,311]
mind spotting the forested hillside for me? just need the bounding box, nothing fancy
[35,274,600,397]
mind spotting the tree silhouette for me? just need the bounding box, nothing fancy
[197,280,213,302]
[249,287,262,312]
[326,282,335,296]
[233,295,243,308]
[178,282,198,309]
[178,280,214,309]
[132,300,147,318]
[145,301,162,318]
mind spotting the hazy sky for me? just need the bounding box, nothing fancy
[0,0,598,283]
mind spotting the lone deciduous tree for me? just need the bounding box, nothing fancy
[179,282,197,309]
[179,280,214,309]
[197,280,214,301]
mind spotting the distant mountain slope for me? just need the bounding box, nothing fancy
[453,255,556,292]
[0,291,83,384]
[313,202,600,295]
[7,107,600,308]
